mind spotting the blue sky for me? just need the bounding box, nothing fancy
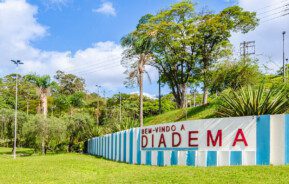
[0,0,288,97]
[29,0,235,52]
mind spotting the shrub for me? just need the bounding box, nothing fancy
[217,85,289,117]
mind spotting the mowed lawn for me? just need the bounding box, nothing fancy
[0,148,289,184]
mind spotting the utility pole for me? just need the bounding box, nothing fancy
[119,92,122,123]
[11,59,23,159]
[158,70,162,114]
[282,31,286,82]
[240,41,255,59]
[285,58,288,80]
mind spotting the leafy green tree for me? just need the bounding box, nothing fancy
[210,59,262,94]
[138,1,199,108]
[65,113,95,152]
[196,6,258,104]
[54,70,85,95]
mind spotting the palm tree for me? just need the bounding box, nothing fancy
[26,74,55,154]
[121,14,154,127]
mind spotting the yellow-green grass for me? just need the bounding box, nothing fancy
[1,147,289,184]
[144,103,218,126]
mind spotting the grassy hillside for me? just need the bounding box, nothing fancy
[1,147,289,183]
[144,102,218,126]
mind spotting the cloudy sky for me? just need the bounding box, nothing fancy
[0,0,288,97]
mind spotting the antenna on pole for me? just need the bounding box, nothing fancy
[240,41,256,59]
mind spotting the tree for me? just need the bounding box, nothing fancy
[138,1,200,108]
[54,70,85,95]
[26,74,56,154]
[210,58,262,93]
[121,14,154,127]
[196,6,258,104]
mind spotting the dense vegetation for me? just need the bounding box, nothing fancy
[0,1,288,153]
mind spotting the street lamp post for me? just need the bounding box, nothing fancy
[11,60,23,159]
[282,31,286,82]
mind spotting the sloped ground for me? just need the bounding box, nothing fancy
[1,147,288,184]
[144,103,218,126]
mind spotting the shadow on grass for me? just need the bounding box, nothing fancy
[0,147,34,157]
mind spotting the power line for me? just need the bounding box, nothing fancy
[257,2,289,15]
[255,0,289,12]
[260,12,289,23]
[62,55,122,73]
[259,7,289,19]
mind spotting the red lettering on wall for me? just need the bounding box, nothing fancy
[171,125,176,131]
[152,134,154,148]
[188,131,198,147]
[232,129,248,146]
[181,124,185,131]
[172,132,182,147]
[207,130,222,147]
[158,133,167,147]
[142,135,148,148]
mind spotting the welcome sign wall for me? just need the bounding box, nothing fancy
[87,114,289,167]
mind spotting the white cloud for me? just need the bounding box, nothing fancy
[130,92,157,99]
[231,0,289,73]
[0,0,125,91]
[93,2,116,16]
[42,0,70,10]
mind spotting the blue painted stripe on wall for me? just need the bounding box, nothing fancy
[256,115,270,165]
[101,137,103,156]
[146,151,152,165]
[115,133,117,160]
[142,147,198,151]
[96,138,98,155]
[123,131,127,162]
[98,138,101,156]
[106,136,109,158]
[285,114,289,165]
[186,151,195,166]
[104,137,106,158]
[119,132,122,161]
[93,139,95,155]
[111,134,114,159]
[207,151,217,166]
[171,151,178,165]
[129,129,133,164]
[91,139,93,155]
[157,151,164,166]
[137,129,141,165]
[230,151,242,165]
[102,137,104,157]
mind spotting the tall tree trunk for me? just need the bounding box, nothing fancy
[203,86,208,105]
[202,59,209,105]
[180,83,186,108]
[138,55,145,127]
[40,90,48,155]
[139,71,143,127]
[41,91,48,118]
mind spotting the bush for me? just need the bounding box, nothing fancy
[217,85,289,117]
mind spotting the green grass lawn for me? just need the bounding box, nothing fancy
[144,103,218,126]
[1,147,289,183]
